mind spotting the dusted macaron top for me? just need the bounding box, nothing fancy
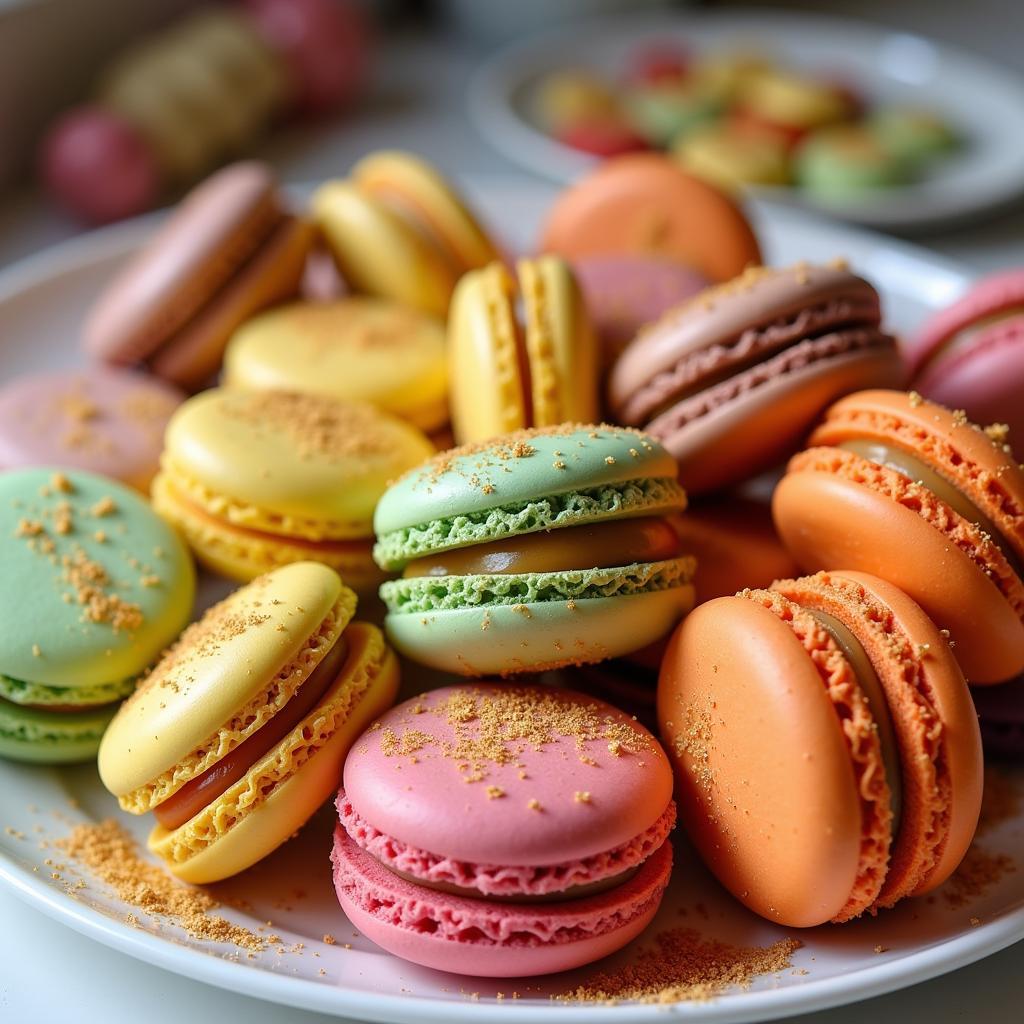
[0,468,194,689]
[343,684,673,866]
[373,424,683,568]
[99,561,355,799]
[161,387,435,538]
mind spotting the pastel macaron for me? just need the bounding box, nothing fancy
[0,367,182,491]
[332,684,675,977]
[223,298,449,436]
[571,255,708,370]
[540,153,762,284]
[774,390,1024,684]
[795,126,911,200]
[906,269,1024,442]
[0,469,194,764]
[152,387,434,589]
[84,161,312,390]
[312,150,499,317]
[609,261,903,494]
[660,570,982,927]
[373,424,696,676]
[447,256,599,445]
[99,562,398,882]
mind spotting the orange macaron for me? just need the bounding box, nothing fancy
[659,570,982,928]
[773,389,1024,683]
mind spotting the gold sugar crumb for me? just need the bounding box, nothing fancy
[608,740,623,757]
[140,574,161,588]
[873,945,888,954]
[908,391,924,408]
[556,928,801,1004]
[93,531,107,543]
[553,460,567,470]
[16,518,44,537]
[323,934,336,945]
[970,917,981,926]
[604,456,616,465]
[951,408,969,426]
[574,791,591,804]
[486,786,505,800]
[56,820,266,951]
[51,472,74,494]
[527,798,542,811]
[984,422,1010,445]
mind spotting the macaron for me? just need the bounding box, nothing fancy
[0,368,182,491]
[773,389,1024,684]
[84,161,312,390]
[623,81,720,148]
[312,150,499,317]
[98,562,398,882]
[223,298,449,435]
[608,262,903,494]
[868,107,959,165]
[539,153,762,284]
[970,676,1024,758]
[332,684,675,977]
[0,469,194,764]
[152,387,434,589]
[659,570,983,927]
[906,269,1024,443]
[533,70,621,132]
[447,256,599,445]
[674,125,791,189]
[372,424,696,676]
[735,69,851,133]
[571,255,708,370]
[796,126,911,200]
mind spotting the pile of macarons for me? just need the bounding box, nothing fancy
[534,41,960,199]
[3,146,1023,981]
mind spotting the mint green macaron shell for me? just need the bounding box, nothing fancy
[0,468,195,691]
[0,700,118,764]
[384,585,695,676]
[0,672,135,708]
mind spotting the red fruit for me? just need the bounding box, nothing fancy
[40,106,161,224]
[557,119,650,158]
[628,42,690,86]
[242,0,368,114]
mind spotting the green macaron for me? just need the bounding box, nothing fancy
[796,125,913,200]
[0,468,195,764]
[373,425,696,676]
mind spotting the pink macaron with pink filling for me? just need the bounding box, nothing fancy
[331,683,675,978]
[907,269,1024,440]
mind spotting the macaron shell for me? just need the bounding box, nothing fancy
[0,701,118,765]
[222,298,449,433]
[539,154,762,283]
[651,342,903,494]
[344,684,673,866]
[772,468,1024,683]
[447,263,531,443]
[0,368,182,491]
[148,215,313,390]
[98,561,350,797]
[0,469,195,690]
[384,586,693,676]
[351,151,499,272]
[311,180,456,317]
[332,828,670,977]
[149,621,399,883]
[518,256,599,428]
[657,597,864,927]
[84,161,281,363]
[150,472,385,588]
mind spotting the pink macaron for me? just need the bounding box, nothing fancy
[572,254,709,370]
[908,269,1024,440]
[332,684,675,978]
[0,367,182,491]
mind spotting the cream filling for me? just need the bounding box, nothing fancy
[809,609,903,838]
[925,306,1024,370]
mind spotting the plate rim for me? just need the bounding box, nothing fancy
[466,7,1024,229]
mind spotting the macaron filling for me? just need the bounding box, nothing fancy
[921,307,1024,371]
[837,438,1024,582]
[401,516,679,578]
[0,672,135,711]
[807,609,903,834]
[152,635,349,830]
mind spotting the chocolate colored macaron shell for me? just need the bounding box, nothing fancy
[774,389,1024,683]
[332,684,675,977]
[609,261,903,494]
[659,570,982,927]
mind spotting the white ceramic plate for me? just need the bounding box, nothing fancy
[467,9,1024,229]
[2,180,1022,1024]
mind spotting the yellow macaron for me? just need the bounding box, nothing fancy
[447,255,599,444]
[311,150,499,317]
[98,562,399,883]
[223,298,449,435]
[151,387,434,589]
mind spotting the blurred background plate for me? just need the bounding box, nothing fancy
[467,9,1024,230]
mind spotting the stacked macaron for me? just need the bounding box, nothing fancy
[332,684,676,976]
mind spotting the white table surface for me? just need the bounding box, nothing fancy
[1,8,1023,1022]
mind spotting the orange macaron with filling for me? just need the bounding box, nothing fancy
[659,570,982,927]
[774,389,1024,683]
